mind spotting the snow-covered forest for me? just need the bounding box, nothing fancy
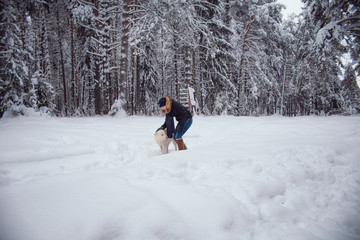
[1,0,360,117]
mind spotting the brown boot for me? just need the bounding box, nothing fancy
[176,138,186,151]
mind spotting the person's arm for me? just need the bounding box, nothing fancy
[166,114,175,138]
[156,121,166,132]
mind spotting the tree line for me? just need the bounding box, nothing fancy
[1,0,359,117]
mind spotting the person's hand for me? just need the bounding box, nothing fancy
[176,126,182,134]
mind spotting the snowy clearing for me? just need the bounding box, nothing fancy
[0,115,360,240]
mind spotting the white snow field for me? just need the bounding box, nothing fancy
[0,115,359,240]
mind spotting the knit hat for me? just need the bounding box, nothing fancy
[158,97,166,107]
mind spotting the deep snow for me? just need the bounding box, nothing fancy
[0,115,359,240]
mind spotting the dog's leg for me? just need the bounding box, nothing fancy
[172,139,178,151]
[165,139,171,153]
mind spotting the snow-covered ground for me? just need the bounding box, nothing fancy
[0,115,359,240]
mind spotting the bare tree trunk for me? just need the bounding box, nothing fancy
[94,63,101,115]
[38,8,46,76]
[135,53,140,113]
[161,57,165,96]
[113,11,120,101]
[93,0,101,115]
[224,0,231,80]
[130,47,135,115]
[120,0,131,103]
[280,57,287,116]
[174,37,179,100]
[192,49,196,88]
[70,15,78,111]
[237,16,255,115]
[56,3,67,116]
[184,45,191,86]
[160,37,165,95]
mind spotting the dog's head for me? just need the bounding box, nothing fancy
[154,129,168,143]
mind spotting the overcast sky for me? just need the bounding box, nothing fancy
[277,0,304,18]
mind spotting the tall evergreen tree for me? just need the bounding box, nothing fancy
[229,0,284,115]
[302,0,348,115]
[342,65,360,113]
[0,0,34,117]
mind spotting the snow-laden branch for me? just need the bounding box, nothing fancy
[316,22,338,44]
[316,16,360,44]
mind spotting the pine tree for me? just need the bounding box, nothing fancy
[301,0,346,115]
[342,65,360,113]
[0,0,34,117]
[229,0,284,115]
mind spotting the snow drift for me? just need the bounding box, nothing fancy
[0,115,359,240]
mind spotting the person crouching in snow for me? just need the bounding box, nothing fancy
[156,96,193,150]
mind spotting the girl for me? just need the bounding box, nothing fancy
[156,96,193,150]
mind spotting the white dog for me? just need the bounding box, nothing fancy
[154,129,178,154]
